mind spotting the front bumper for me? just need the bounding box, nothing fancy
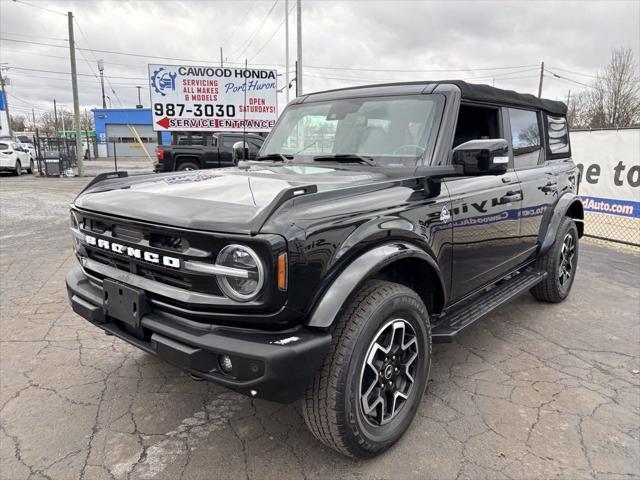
[66,266,330,402]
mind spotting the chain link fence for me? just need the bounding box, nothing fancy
[583,212,639,248]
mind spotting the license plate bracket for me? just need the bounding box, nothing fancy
[103,279,149,328]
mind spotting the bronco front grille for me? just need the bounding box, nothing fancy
[75,211,223,296]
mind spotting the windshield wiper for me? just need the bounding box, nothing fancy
[255,153,293,162]
[313,154,377,166]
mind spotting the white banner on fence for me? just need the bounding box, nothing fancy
[572,128,640,219]
[148,64,278,132]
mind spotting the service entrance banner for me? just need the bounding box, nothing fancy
[148,64,278,132]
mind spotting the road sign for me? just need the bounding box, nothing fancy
[148,64,278,132]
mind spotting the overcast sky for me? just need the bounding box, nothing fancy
[0,0,638,121]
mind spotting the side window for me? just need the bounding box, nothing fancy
[546,115,570,156]
[508,108,541,168]
[222,137,238,150]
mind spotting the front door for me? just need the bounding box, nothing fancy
[444,170,523,301]
[445,104,523,301]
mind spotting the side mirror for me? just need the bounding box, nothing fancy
[452,139,509,176]
[232,141,249,162]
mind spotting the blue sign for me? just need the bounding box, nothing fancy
[0,92,5,111]
[150,67,177,97]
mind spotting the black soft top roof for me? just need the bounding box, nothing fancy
[447,80,567,116]
[301,79,567,116]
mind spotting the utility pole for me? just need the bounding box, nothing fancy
[98,60,106,109]
[537,61,544,98]
[0,69,12,137]
[285,0,290,103]
[32,108,36,131]
[220,47,224,67]
[136,86,142,108]
[567,89,571,108]
[53,98,59,133]
[68,11,83,175]
[296,0,302,96]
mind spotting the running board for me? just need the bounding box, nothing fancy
[431,270,547,343]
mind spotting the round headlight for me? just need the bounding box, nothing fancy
[216,244,265,302]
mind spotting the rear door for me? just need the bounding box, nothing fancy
[219,135,237,166]
[507,108,556,255]
[202,134,220,168]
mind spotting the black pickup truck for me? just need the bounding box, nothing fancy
[67,80,582,458]
[154,132,264,172]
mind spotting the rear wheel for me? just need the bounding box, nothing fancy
[177,161,199,171]
[14,161,22,176]
[302,280,431,458]
[531,217,579,303]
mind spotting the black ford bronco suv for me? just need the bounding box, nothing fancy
[66,80,583,458]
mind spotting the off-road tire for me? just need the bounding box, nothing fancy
[302,280,431,458]
[176,161,199,171]
[531,217,579,303]
[14,161,22,176]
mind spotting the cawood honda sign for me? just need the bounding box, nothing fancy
[148,64,278,132]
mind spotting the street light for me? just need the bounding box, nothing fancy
[97,59,106,109]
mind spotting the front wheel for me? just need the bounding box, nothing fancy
[531,217,579,303]
[14,161,22,176]
[302,280,431,458]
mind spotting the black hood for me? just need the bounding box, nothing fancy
[74,164,394,233]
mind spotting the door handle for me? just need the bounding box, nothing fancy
[501,176,513,184]
[500,191,522,204]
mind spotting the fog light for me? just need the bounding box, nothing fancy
[219,355,233,373]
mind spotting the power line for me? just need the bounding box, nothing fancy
[1,31,68,42]
[0,37,285,67]
[545,69,594,89]
[249,4,296,62]
[4,92,48,112]
[0,47,146,69]
[11,0,67,16]
[547,66,599,79]
[6,70,145,87]
[8,66,147,81]
[1,36,543,75]
[220,0,257,48]
[232,0,280,61]
[303,63,540,73]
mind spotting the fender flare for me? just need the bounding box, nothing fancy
[305,242,446,329]
[539,193,584,255]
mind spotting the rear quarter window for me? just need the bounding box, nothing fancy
[546,115,571,158]
[0,143,9,151]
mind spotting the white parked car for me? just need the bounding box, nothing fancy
[20,143,37,172]
[0,141,31,175]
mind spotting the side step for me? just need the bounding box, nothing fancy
[431,270,547,343]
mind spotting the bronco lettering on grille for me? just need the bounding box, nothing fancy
[84,234,181,268]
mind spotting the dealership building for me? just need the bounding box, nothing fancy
[93,108,170,157]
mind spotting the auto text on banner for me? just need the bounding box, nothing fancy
[148,64,278,132]
[572,128,640,219]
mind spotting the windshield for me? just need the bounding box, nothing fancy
[261,94,443,166]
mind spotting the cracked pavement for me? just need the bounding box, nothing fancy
[1,169,639,480]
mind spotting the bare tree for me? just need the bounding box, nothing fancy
[566,91,590,129]
[589,48,640,128]
[9,114,27,132]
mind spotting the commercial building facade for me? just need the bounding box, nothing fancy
[93,108,170,157]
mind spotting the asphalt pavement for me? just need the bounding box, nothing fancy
[1,167,638,480]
